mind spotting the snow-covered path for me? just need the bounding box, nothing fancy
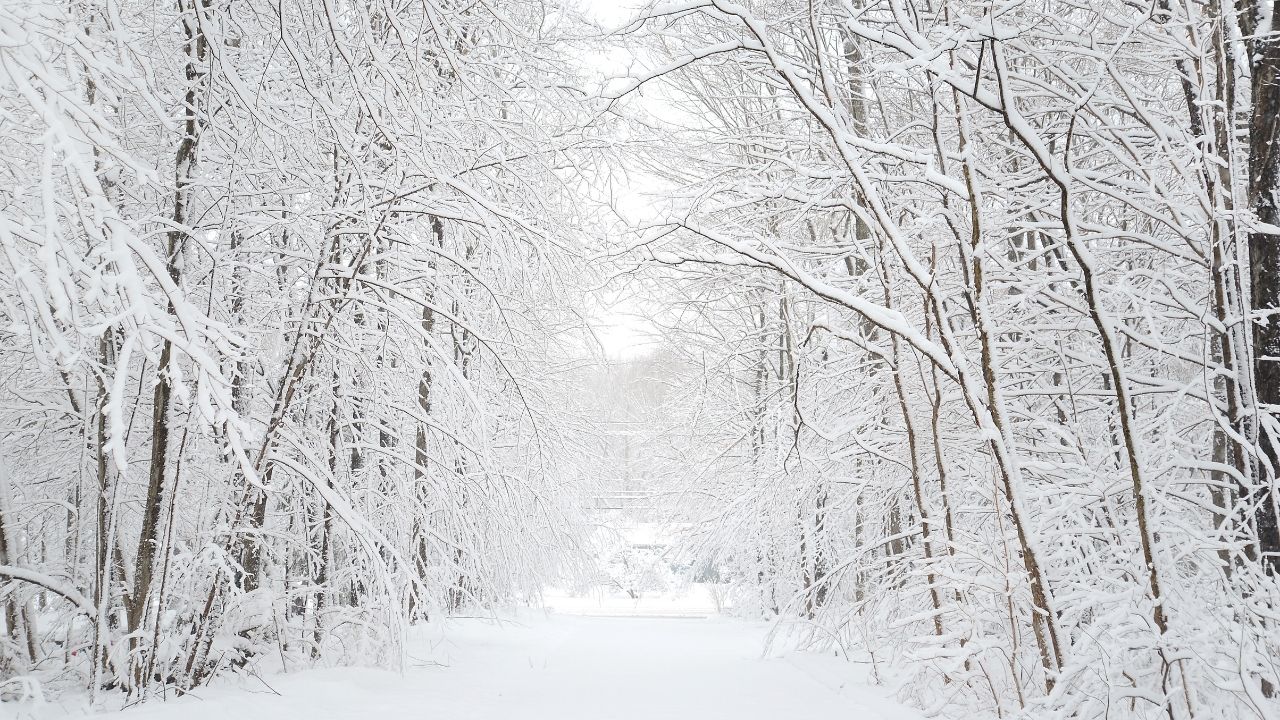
[48,616,925,720]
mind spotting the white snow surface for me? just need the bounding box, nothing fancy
[32,614,925,720]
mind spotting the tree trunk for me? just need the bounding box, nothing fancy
[409,214,442,621]
[128,0,209,661]
[1246,0,1280,573]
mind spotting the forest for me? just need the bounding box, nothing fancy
[1,0,1279,718]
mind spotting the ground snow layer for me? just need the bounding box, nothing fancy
[40,615,926,719]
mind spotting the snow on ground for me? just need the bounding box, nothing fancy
[25,612,925,720]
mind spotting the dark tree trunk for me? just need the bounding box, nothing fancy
[1247,0,1280,573]
[408,215,442,621]
[129,0,208,650]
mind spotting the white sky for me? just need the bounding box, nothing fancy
[577,0,645,26]
[576,0,664,360]
[591,306,659,359]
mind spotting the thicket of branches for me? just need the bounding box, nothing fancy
[5,0,1280,716]
[614,0,1280,717]
[0,0,600,701]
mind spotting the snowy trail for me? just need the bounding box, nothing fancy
[50,616,925,720]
